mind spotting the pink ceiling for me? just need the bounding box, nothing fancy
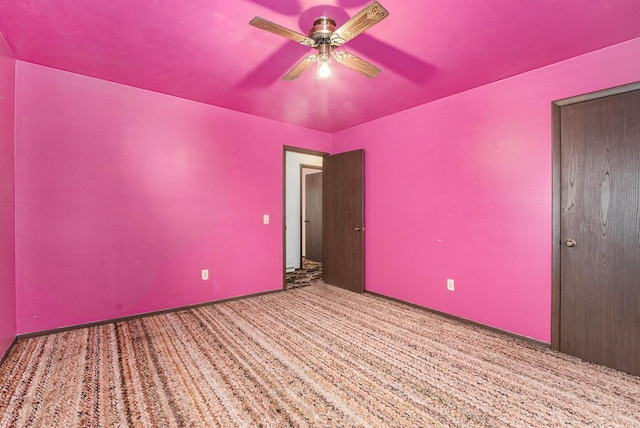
[1,0,640,133]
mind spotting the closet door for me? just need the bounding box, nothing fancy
[557,88,640,376]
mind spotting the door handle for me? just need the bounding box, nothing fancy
[565,239,577,248]
[355,227,364,232]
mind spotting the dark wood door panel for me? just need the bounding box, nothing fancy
[322,150,364,293]
[559,89,640,376]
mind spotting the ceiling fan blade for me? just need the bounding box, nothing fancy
[283,55,317,80]
[334,51,381,78]
[249,17,318,47]
[330,1,389,46]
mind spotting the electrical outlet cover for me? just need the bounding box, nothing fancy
[447,279,455,291]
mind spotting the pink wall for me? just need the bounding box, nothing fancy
[11,37,640,341]
[0,33,16,357]
[332,38,640,343]
[15,62,330,334]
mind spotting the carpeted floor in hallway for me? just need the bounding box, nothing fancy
[285,257,322,289]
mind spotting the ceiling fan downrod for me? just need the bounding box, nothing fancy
[310,17,335,79]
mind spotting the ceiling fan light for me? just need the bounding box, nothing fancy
[317,48,331,79]
[318,59,331,79]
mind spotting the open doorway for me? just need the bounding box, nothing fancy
[283,147,326,289]
[283,146,365,292]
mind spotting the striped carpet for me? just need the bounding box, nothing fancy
[1,283,639,427]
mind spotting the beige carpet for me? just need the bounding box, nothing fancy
[1,282,639,427]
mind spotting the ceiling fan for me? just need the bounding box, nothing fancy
[249,1,389,80]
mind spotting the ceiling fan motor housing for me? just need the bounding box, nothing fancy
[309,17,336,46]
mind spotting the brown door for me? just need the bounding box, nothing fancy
[304,171,322,262]
[557,88,640,376]
[322,149,365,293]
